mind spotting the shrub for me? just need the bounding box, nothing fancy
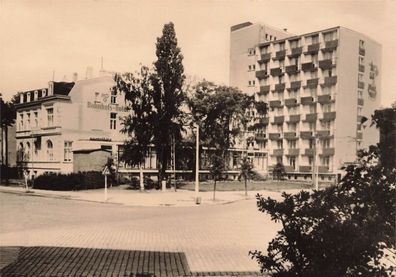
[128,176,157,190]
[33,171,111,191]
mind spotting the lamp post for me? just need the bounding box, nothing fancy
[195,123,201,204]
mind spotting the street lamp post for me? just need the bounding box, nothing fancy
[195,123,200,204]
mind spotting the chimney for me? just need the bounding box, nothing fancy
[86,66,93,79]
[72,72,78,82]
[48,81,54,96]
[283,28,288,32]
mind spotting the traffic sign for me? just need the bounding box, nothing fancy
[102,166,110,175]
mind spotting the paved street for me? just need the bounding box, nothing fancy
[0,192,278,275]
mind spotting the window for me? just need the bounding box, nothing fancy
[322,139,330,148]
[311,35,319,44]
[276,124,283,133]
[359,56,364,65]
[279,42,285,50]
[290,40,299,48]
[276,156,282,164]
[47,108,54,127]
[279,60,285,69]
[309,122,316,131]
[47,140,53,161]
[278,75,284,84]
[358,107,363,116]
[288,106,297,115]
[311,54,318,64]
[64,141,73,162]
[277,140,283,149]
[321,121,331,129]
[26,113,31,129]
[358,90,363,99]
[95,92,100,103]
[322,104,332,113]
[19,113,24,130]
[289,157,296,169]
[288,123,297,132]
[358,73,364,82]
[111,89,117,104]
[248,48,256,55]
[308,156,313,165]
[34,111,38,127]
[321,156,330,166]
[110,113,117,129]
[309,105,316,114]
[359,40,365,49]
[288,140,297,149]
[323,32,334,42]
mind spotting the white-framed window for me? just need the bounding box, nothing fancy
[46,108,54,127]
[64,141,73,162]
[110,113,117,130]
[26,113,31,129]
[19,113,24,131]
[34,111,38,127]
[47,140,54,161]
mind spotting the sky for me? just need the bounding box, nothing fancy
[0,0,395,107]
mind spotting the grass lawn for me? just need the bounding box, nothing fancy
[177,180,333,192]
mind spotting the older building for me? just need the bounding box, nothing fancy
[230,24,382,180]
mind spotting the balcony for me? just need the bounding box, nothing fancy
[270,67,283,77]
[285,98,298,107]
[255,133,267,141]
[321,148,335,156]
[258,53,271,63]
[359,64,365,73]
[318,94,332,104]
[318,166,329,173]
[299,165,312,172]
[256,70,269,79]
[288,47,303,58]
[301,62,317,72]
[269,133,281,140]
[321,111,336,121]
[304,148,315,155]
[273,115,285,124]
[259,117,270,125]
[319,59,335,70]
[304,113,317,122]
[304,43,320,54]
[304,78,319,89]
[359,47,365,56]
[288,114,300,123]
[285,65,299,75]
[358,81,365,89]
[258,85,270,95]
[357,132,363,140]
[284,165,296,172]
[288,81,302,90]
[301,131,313,140]
[272,83,286,92]
[368,84,377,98]
[287,148,300,156]
[284,132,297,139]
[321,39,338,52]
[272,149,284,156]
[301,96,314,105]
[317,130,331,138]
[272,49,286,60]
[269,100,282,108]
[358,98,364,106]
[321,76,337,88]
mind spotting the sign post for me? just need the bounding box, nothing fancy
[102,165,110,201]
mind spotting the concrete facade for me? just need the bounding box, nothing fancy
[230,24,382,179]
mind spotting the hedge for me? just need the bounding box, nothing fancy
[33,171,115,191]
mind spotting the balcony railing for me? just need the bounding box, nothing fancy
[302,62,317,72]
[285,65,299,75]
[288,47,303,58]
[273,115,285,124]
[299,165,312,172]
[258,85,270,95]
[359,47,365,56]
[255,70,269,79]
[269,133,281,140]
[284,165,296,172]
[304,148,315,155]
[357,98,364,106]
[287,114,300,123]
[304,43,320,54]
[318,94,332,104]
[357,132,363,140]
[319,59,335,70]
[321,148,335,156]
[321,76,337,87]
[321,39,338,52]
[304,78,319,88]
[257,53,271,63]
[318,166,329,173]
[272,49,286,60]
[301,131,314,140]
[270,67,283,77]
[272,149,284,156]
[288,80,302,90]
[358,81,365,89]
[304,113,317,122]
[285,98,298,107]
[284,132,297,139]
[321,111,336,121]
[317,130,331,138]
[301,96,314,105]
[272,83,286,92]
[269,100,282,108]
[288,148,300,156]
[255,133,267,141]
[359,64,365,73]
[368,84,377,98]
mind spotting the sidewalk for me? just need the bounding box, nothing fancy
[0,184,293,207]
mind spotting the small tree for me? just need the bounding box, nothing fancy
[272,162,286,181]
[250,146,396,276]
[238,156,253,196]
[210,153,224,201]
[0,96,16,185]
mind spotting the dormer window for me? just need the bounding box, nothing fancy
[48,82,54,96]
[34,90,38,100]
[19,93,24,103]
[27,92,31,102]
[42,89,46,97]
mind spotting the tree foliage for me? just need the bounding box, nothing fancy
[238,156,254,196]
[115,22,185,183]
[272,162,286,181]
[250,146,396,276]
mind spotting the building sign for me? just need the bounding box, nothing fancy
[89,137,112,142]
[87,102,128,112]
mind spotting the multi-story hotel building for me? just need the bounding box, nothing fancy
[230,22,382,179]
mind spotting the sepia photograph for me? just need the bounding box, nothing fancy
[0,0,395,276]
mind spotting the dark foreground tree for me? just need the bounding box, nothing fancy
[115,22,185,185]
[272,162,286,181]
[0,96,16,184]
[238,156,254,196]
[210,153,224,201]
[250,146,396,276]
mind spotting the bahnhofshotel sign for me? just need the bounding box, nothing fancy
[87,102,129,112]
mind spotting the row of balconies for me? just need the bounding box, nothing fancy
[257,39,339,62]
[257,77,337,95]
[267,130,334,141]
[268,165,330,173]
[270,147,335,157]
[266,96,334,108]
[253,112,336,126]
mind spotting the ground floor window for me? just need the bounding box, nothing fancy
[47,140,54,161]
[64,141,73,162]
